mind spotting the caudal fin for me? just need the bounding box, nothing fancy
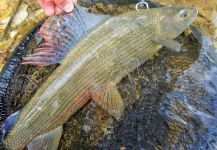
[1,111,20,140]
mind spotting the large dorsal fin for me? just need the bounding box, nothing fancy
[22,5,109,66]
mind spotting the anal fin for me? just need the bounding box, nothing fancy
[92,84,125,120]
[27,126,63,150]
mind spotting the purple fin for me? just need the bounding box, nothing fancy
[1,111,20,140]
[22,5,109,66]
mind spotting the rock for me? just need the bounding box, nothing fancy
[82,125,91,134]
[11,4,29,27]
[0,4,29,28]
[10,30,18,38]
[159,28,217,149]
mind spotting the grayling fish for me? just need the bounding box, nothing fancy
[2,5,197,150]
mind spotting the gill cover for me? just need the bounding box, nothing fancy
[156,7,198,39]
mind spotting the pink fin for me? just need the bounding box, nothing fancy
[92,84,125,120]
[22,5,109,66]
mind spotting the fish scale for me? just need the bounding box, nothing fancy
[2,5,197,150]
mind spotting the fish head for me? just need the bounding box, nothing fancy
[157,7,198,39]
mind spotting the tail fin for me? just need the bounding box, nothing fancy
[0,99,8,140]
[1,111,20,140]
[22,5,109,66]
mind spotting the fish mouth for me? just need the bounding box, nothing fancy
[191,7,198,19]
[182,7,198,28]
[189,7,199,30]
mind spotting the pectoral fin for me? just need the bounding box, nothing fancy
[27,126,63,150]
[191,25,203,45]
[92,84,125,120]
[152,38,181,52]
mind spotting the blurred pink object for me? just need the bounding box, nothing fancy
[38,0,77,16]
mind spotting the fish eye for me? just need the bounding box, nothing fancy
[179,10,189,18]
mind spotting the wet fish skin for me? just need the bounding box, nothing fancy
[3,6,197,149]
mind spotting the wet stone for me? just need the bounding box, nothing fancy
[159,34,217,149]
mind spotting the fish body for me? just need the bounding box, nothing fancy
[3,6,197,149]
